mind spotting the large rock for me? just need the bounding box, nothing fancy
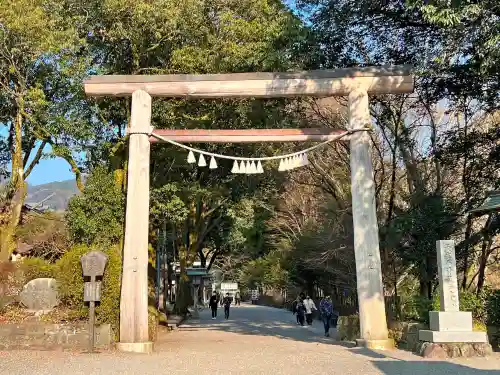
[19,278,59,311]
[421,343,448,359]
[416,341,494,358]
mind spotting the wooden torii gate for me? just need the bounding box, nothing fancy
[84,66,414,353]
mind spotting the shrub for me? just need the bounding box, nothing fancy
[432,290,486,323]
[485,289,500,326]
[473,320,487,332]
[402,295,433,323]
[66,166,124,246]
[16,213,71,262]
[148,305,160,342]
[54,244,122,330]
[21,257,54,282]
[337,314,360,341]
[96,245,122,332]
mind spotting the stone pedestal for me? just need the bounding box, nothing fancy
[418,240,489,356]
[429,311,473,332]
[419,330,488,343]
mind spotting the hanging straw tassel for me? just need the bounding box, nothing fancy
[297,154,304,167]
[239,161,247,174]
[231,160,240,173]
[209,156,217,169]
[302,153,309,166]
[278,159,285,171]
[284,157,291,170]
[282,158,288,171]
[198,154,207,167]
[249,161,257,174]
[187,150,196,164]
[256,161,264,173]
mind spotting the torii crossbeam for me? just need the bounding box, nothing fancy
[84,65,414,354]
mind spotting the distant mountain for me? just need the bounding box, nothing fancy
[26,179,81,212]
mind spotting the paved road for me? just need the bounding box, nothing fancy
[1,303,499,375]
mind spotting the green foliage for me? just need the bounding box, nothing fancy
[54,244,122,330]
[390,193,458,294]
[402,295,434,323]
[21,257,54,282]
[55,244,89,310]
[150,184,189,224]
[239,250,289,289]
[399,288,500,327]
[337,314,360,341]
[485,289,500,326]
[66,166,125,245]
[473,320,487,332]
[432,290,487,323]
[96,246,122,331]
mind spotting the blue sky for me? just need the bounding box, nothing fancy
[27,147,76,186]
[1,125,76,186]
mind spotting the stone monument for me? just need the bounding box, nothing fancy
[19,278,59,312]
[419,240,488,344]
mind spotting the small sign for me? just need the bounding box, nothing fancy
[221,282,238,290]
[80,251,108,354]
[84,281,102,302]
[81,251,108,278]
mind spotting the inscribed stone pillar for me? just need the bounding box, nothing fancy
[118,90,153,353]
[436,240,460,312]
[348,89,391,347]
[418,240,488,343]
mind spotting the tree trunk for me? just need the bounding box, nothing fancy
[174,245,190,314]
[461,216,473,290]
[0,108,26,261]
[476,216,493,295]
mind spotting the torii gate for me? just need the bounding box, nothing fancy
[84,66,414,353]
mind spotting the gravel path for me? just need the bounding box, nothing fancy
[1,303,499,375]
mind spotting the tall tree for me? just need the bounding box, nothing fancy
[0,0,92,260]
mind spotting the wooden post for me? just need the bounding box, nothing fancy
[117,90,153,354]
[348,89,393,349]
[88,276,96,353]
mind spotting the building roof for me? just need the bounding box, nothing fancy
[469,191,500,216]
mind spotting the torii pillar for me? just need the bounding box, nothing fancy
[116,90,153,354]
[348,89,392,349]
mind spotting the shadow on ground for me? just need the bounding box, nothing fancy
[347,348,500,374]
[177,306,500,375]
[373,360,500,375]
[181,316,354,347]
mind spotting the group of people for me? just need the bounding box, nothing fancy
[292,293,337,337]
[208,290,241,320]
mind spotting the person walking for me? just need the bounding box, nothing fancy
[296,298,306,326]
[303,295,317,325]
[319,295,334,337]
[235,290,241,306]
[209,292,218,320]
[223,293,232,319]
[291,298,299,323]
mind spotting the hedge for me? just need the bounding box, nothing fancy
[54,244,122,331]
